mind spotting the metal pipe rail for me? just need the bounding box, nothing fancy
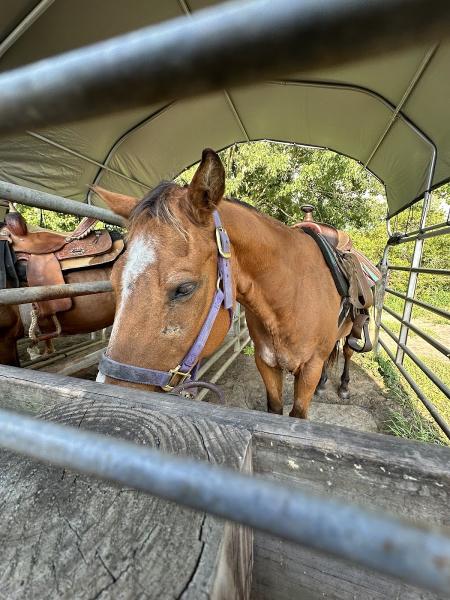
[380,322,450,401]
[1,407,450,594]
[382,305,450,358]
[388,225,450,245]
[0,281,113,305]
[1,0,450,135]
[390,219,450,240]
[385,287,450,321]
[378,337,450,438]
[388,265,450,276]
[0,181,125,227]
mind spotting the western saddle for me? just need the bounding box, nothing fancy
[292,205,381,352]
[0,208,123,349]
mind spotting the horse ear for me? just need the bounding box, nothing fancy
[90,186,139,219]
[188,149,225,223]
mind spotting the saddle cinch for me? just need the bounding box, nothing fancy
[293,205,381,353]
[0,209,124,345]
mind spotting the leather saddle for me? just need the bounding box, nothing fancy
[0,210,123,344]
[292,205,381,353]
[292,204,352,252]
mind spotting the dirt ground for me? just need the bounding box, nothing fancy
[207,352,389,433]
[20,329,396,435]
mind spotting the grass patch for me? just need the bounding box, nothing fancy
[375,353,446,445]
[242,343,254,356]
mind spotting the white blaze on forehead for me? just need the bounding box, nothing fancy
[108,234,157,348]
[121,235,156,298]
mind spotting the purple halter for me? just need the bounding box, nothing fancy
[98,210,233,391]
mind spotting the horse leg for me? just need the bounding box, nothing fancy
[290,356,324,419]
[254,354,284,415]
[315,361,328,396]
[338,339,354,400]
[0,336,19,366]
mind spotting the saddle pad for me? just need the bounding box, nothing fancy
[60,238,124,271]
[55,230,112,260]
[27,253,72,317]
[0,240,19,288]
[351,248,381,286]
[301,227,349,298]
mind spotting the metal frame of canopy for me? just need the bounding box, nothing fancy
[0,2,449,590]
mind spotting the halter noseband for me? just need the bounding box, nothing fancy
[98,210,233,391]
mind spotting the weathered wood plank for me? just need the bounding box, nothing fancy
[1,366,450,599]
[251,431,450,600]
[1,365,449,481]
[0,376,253,599]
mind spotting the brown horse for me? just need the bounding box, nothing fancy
[0,267,115,366]
[95,148,354,418]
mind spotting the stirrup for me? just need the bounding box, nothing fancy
[347,313,372,353]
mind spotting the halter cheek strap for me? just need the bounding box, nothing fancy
[98,210,233,391]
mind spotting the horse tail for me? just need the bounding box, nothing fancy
[328,340,340,366]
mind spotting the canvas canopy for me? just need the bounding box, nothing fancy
[0,0,449,218]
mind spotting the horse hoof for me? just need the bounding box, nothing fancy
[315,386,327,397]
[338,388,350,400]
[289,409,306,419]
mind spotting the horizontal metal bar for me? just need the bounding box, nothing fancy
[1,0,450,135]
[383,305,450,358]
[0,281,113,305]
[380,323,450,399]
[197,334,251,401]
[197,325,248,378]
[21,339,103,368]
[388,225,450,245]
[0,181,125,227]
[378,337,450,439]
[385,287,450,321]
[1,408,450,593]
[388,265,450,276]
[393,219,450,239]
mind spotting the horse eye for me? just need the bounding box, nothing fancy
[171,282,197,301]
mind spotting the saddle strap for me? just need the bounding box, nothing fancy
[27,253,72,318]
[339,252,374,310]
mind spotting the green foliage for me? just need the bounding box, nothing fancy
[15,205,80,232]
[179,141,386,229]
[376,353,445,445]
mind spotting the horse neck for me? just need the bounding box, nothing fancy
[219,201,304,315]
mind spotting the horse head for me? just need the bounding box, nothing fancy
[95,149,235,391]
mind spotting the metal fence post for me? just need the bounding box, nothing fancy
[395,191,431,365]
[373,244,390,354]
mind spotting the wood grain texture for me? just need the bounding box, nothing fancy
[1,366,450,599]
[0,370,253,599]
[251,432,450,600]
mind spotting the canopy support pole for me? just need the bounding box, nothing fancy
[0,0,55,60]
[364,44,438,168]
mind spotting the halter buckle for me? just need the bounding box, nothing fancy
[162,365,191,391]
[215,227,231,259]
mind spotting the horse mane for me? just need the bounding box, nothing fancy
[129,181,260,233]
